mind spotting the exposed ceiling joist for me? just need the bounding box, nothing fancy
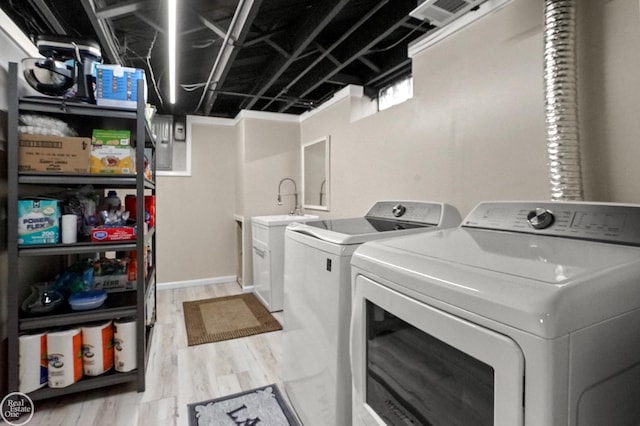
[243,29,281,48]
[358,56,381,73]
[95,1,148,20]
[80,0,122,64]
[261,0,388,112]
[241,0,351,111]
[314,43,342,67]
[1,0,430,118]
[202,0,263,116]
[328,72,362,86]
[280,0,416,112]
[199,15,227,39]
[29,0,66,34]
[265,38,291,58]
[133,12,165,34]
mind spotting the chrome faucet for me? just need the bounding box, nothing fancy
[277,177,302,215]
[319,179,326,206]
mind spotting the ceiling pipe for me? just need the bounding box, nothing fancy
[543,0,583,201]
[80,0,123,64]
[95,1,147,19]
[195,0,246,113]
[29,0,67,34]
[198,0,261,116]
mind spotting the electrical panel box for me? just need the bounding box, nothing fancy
[151,115,173,171]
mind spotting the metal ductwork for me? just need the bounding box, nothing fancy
[410,0,488,27]
[543,0,583,201]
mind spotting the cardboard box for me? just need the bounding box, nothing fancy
[18,198,60,245]
[90,129,135,174]
[93,256,137,292]
[19,134,91,173]
[95,64,147,109]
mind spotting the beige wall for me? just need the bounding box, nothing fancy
[157,0,640,286]
[236,117,301,218]
[302,0,640,217]
[235,116,301,286]
[157,121,237,283]
[157,115,300,286]
[302,0,549,217]
[578,0,640,201]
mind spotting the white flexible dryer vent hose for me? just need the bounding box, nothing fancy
[543,0,584,201]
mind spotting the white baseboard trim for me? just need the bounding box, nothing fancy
[157,275,237,291]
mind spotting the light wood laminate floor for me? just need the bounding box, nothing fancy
[27,282,288,426]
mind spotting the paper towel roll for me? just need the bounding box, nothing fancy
[81,321,114,376]
[114,318,137,372]
[47,329,83,388]
[19,333,48,393]
[61,214,78,244]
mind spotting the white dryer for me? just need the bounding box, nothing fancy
[350,201,640,426]
[282,201,461,426]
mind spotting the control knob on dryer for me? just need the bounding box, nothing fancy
[527,208,554,229]
[392,204,407,217]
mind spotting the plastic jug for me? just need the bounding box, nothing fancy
[105,191,122,213]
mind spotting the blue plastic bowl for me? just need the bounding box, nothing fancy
[68,290,108,311]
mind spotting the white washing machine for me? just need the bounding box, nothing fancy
[282,201,461,426]
[349,201,640,426]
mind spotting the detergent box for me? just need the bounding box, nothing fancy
[18,198,60,245]
[95,64,147,109]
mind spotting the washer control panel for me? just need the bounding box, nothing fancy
[366,201,441,225]
[392,204,407,217]
[526,208,554,229]
[463,201,640,245]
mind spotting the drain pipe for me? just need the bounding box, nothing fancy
[543,0,583,201]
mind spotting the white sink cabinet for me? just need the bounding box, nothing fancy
[252,214,318,312]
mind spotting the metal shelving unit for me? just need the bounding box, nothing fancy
[5,62,157,400]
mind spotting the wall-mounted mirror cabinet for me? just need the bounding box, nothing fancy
[302,136,330,211]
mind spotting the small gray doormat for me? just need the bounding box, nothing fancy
[188,384,300,426]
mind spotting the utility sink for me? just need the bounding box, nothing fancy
[251,214,319,312]
[252,214,319,227]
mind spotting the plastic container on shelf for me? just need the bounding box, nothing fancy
[68,290,108,311]
[124,194,136,218]
[105,191,122,212]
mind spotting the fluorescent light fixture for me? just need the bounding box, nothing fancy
[168,0,176,104]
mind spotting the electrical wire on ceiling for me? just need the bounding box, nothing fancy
[181,82,212,92]
[122,32,164,107]
[210,89,315,108]
[367,20,428,53]
[191,38,220,49]
[144,31,164,107]
[180,82,315,108]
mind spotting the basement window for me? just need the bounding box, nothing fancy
[378,76,413,111]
